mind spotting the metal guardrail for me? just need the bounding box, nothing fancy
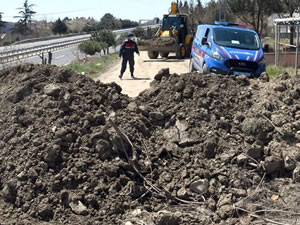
[0,37,89,64]
[0,25,160,65]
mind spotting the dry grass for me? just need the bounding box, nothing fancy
[66,53,119,78]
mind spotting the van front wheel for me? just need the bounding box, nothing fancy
[189,58,196,72]
[202,63,209,74]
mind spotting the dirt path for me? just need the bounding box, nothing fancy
[95,51,190,97]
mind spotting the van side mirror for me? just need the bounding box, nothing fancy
[202,37,209,46]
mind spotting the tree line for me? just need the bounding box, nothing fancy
[1,0,138,36]
[3,0,300,46]
[83,13,139,32]
[179,0,300,45]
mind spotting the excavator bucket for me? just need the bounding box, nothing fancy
[138,37,177,52]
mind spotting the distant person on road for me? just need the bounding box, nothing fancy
[119,32,140,79]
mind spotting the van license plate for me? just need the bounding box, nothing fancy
[233,71,251,76]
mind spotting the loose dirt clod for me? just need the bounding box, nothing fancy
[0,64,299,225]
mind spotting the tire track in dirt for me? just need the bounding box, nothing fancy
[96,51,189,97]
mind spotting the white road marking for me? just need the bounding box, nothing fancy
[55,55,65,59]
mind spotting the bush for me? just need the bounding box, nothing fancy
[79,40,109,55]
[133,27,158,39]
[133,27,146,38]
[78,40,102,55]
[116,33,128,45]
[52,18,68,35]
[91,30,116,47]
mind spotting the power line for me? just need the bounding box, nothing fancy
[35,8,96,16]
[2,8,96,18]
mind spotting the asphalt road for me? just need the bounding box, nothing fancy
[0,46,81,70]
[24,44,120,66]
[0,44,121,70]
[0,35,91,53]
[0,24,158,69]
[24,46,82,66]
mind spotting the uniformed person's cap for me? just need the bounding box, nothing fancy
[128,32,135,37]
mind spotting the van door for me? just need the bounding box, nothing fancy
[198,28,210,72]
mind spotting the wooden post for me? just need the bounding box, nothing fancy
[275,23,280,66]
[296,26,299,76]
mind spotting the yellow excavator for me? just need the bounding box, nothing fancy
[138,2,193,59]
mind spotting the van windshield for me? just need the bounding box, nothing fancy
[213,28,260,50]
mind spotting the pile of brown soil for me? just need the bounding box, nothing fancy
[0,65,299,225]
[138,37,176,49]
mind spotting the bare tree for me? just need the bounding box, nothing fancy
[227,0,281,36]
[278,0,300,45]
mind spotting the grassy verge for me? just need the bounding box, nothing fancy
[267,64,297,77]
[66,53,119,79]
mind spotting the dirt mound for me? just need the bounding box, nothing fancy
[0,64,129,224]
[139,37,176,47]
[0,65,299,225]
[113,70,300,224]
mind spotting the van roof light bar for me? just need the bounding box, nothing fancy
[214,21,240,27]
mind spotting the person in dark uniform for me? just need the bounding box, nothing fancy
[119,32,140,79]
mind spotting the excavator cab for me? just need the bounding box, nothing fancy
[161,15,189,43]
[138,2,193,59]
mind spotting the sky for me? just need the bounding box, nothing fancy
[1,0,209,22]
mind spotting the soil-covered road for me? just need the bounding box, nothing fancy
[96,51,189,97]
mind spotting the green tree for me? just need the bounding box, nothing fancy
[91,29,116,54]
[0,12,3,33]
[120,19,138,29]
[133,27,146,38]
[63,17,71,22]
[14,0,36,33]
[227,0,281,36]
[98,13,121,30]
[52,18,68,35]
[79,40,101,55]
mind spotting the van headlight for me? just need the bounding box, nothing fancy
[212,50,224,61]
[259,59,266,66]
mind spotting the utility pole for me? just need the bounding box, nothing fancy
[224,0,227,21]
[219,0,221,21]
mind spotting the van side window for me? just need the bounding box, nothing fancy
[204,28,211,47]
[208,32,213,43]
[196,27,204,41]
